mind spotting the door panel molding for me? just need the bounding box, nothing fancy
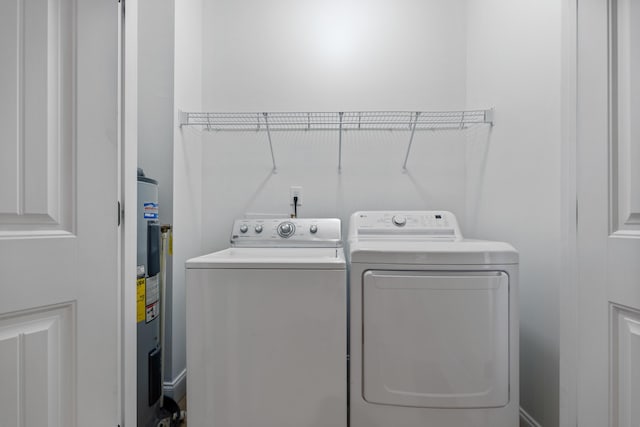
[610,0,640,236]
[611,304,640,427]
[0,0,75,237]
[0,302,75,427]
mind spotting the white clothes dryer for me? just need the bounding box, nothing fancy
[348,211,519,427]
[186,218,347,427]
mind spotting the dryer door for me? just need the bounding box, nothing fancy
[362,270,509,408]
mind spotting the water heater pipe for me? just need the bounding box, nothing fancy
[159,224,172,408]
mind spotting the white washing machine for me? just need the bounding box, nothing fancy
[186,218,347,427]
[348,211,519,427]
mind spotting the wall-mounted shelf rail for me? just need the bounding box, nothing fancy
[179,109,494,170]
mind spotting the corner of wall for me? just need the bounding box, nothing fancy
[170,0,204,402]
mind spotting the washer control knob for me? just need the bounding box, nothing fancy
[392,215,407,227]
[255,225,263,233]
[309,224,318,234]
[277,222,295,238]
[239,224,249,233]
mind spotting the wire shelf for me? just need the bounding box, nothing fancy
[180,110,493,131]
[179,109,494,170]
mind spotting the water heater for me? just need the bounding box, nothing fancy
[137,168,162,427]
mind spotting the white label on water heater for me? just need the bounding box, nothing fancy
[146,275,160,306]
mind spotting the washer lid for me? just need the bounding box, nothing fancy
[186,247,346,270]
[349,239,518,265]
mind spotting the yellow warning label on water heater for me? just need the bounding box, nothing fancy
[136,278,146,323]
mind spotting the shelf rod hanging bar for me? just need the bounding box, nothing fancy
[402,112,421,169]
[338,112,344,170]
[263,113,277,170]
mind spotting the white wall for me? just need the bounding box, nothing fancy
[203,0,467,112]
[465,0,562,426]
[172,0,203,401]
[201,0,471,251]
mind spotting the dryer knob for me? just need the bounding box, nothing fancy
[392,215,407,226]
[240,225,248,233]
[309,224,318,234]
[255,225,263,233]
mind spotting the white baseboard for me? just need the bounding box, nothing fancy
[520,407,542,427]
[163,368,186,402]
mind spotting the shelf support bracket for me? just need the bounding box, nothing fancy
[402,112,420,169]
[338,112,344,170]
[485,108,495,126]
[263,113,277,171]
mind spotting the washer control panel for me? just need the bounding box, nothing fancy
[231,218,342,247]
[350,211,462,240]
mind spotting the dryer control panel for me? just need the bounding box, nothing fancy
[230,218,342,247]
[349,211,462,240]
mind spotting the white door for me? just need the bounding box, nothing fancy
[577,0,640,425]
[0,0,120,426]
